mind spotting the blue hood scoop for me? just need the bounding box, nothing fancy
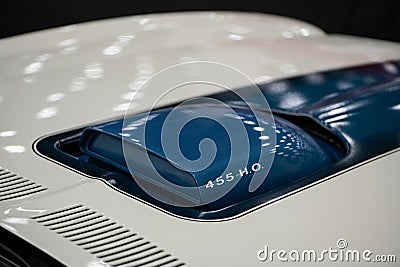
[79,103,342,207]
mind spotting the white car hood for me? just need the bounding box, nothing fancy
[0,11,399,266]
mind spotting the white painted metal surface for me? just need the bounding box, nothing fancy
[0,11,399,266]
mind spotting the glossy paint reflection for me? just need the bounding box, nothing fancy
[46,93,65,102]
[3,145,25,153]
[36,107,58,119]
[0,11,397,147]
[22,53,53,77]
[103,34,134,56]
[258,61,400,112]
[70,77,87,92]
[0,130,17,137]
[84,62,104,80]
[57,38,79,55]
[23,62,43,75]
[3,218,29,225]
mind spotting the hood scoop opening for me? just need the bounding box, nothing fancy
[35,101,345,220]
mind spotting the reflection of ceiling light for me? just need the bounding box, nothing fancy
[225,114,244,120]
[128,81,146,91]
[300,28,311,36]
[103,45,122,56]
[122,91,144,101]
[268,81,288,94]
[23,77,35,84]
[56,38,78,48]
[0,130,17,137]
[259,135,269,140]
[118,34,135,41]
[84,62,104,80]
[4,145,26,153]
[209,12,224,22]
[3,218,29,225]
[103,34,134,56]
[243,120,256,125]
[325,114,349,123]
[280,92,306,109]
[112,103,131,112]
[337,81,354,90]
[36,53,52,62]
[383,63,398,74]
[23,62,43,75]
[70,77,87,92]
[121,92,136,100]
[36,107,58,119]
[279,63,297,74]
[46,93,65,102]
[143,24,158,31]
[391,104,400,111]
[281,31,294,38]
[228,34,243,40]
[253,127,264,132]
[138,18,150,25]
[254,76,272,84]
[61,46,78,55]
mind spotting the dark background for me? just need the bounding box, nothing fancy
[1,0,399,42]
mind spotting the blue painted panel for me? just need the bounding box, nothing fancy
[81,104,342,206]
